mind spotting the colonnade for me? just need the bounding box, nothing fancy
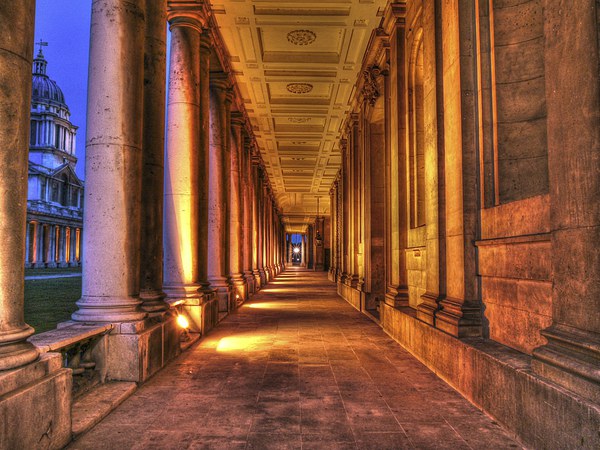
[328,2,600,448]
[0,0,285,372]
[24,221,81,268]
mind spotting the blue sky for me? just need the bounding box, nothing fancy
[35,0,91,179]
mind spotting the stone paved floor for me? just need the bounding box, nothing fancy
[69,268,522,450]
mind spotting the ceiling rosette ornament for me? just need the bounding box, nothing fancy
[286,83,313,94]
[287,29,317,46]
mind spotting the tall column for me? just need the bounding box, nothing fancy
[252,162,262,287]
[163,8,204,303]
[242,138,255,294]
[257,175,267,284]
[208,77,232,312]
[72,0,147,322]
[418,0,443,322]
[0,0,39,370]
[340,139,350,281]
[140,0,168,312]
[197,30,212,296]
[229,113,246,302]
[434,0,481,337]
[532,0,600,403]
[385,11,409,307]
[328,185,337,279]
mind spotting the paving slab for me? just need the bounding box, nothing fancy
[68,268,522,449]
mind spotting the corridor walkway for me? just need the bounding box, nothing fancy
[70,269,521,450]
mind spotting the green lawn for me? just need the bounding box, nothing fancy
[24,276,81,334]
[25,266,82,277]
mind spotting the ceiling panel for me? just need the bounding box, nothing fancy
[212,0,386,232]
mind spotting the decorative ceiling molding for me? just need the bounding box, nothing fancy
[287,30,317,46]
[286,83,314,94]
[210,0,388,231]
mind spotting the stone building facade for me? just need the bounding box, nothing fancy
[26,46,83,268]
[0,1,598,449]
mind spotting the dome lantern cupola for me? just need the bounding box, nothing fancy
[32,40,66,106]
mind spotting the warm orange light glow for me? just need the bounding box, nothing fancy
[247,301,297,309]
[176,314,190,329]
[216,335,270,352]
[293,247,300,254]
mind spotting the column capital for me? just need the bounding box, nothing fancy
[200,30,212,51]
[339,138,348,154]
[210,73,232,93]
[231,111,245,128]
[167,1,209,31]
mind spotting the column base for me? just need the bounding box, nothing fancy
[72,295,147,323]
[244,271,256,295]
[253,270,262,290]
[417,291,442,326]
[532,324,600,403]
[140,289,169,313]
[230,274,247,307]
[178,291,219,336]
[385,284,409,308]
[208,277,232,313]
[33,262,46,268]
[101,315,180,383]
[345,274,359,288]
[258,268,267,286]
[435,297,482,338]
[0,353,71,449]
[328,268,337,282]
[0,324,39,371]
[46,262,57,268]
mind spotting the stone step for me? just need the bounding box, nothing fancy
[71,381,137,439]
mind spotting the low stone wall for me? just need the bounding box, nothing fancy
[377,302,600,449]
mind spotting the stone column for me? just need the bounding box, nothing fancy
[340,138,350,281]
[197,30,212,297]
[385,13,409,307]
[328,186,337,279]
[229,112,246,302]
[434,0,481,337]
[532,0,600,403]
[0,0,39,369]
[257,174,267,284]
[242,138,255,294]
[139,0,168,312]
[163,8,204,303]
[252,162,262,287]
[208,77,232,312]
[73,0,147,322]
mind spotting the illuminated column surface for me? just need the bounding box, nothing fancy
[242,139,255,294]
[73,0,147,322]
[140,0,168,312]
[252,162,262,288]
[0,0,40,370]
[207,78,232,312]
[229,113,246,302]
[163,9,204,302]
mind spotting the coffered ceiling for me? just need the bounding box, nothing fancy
[211,0,387,233]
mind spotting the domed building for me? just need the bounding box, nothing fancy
[25,44,83,268]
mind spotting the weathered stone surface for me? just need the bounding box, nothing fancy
[379,302,600,449]
[71,381,136,437]
[68,270,519,449]
[0,354,71,450]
